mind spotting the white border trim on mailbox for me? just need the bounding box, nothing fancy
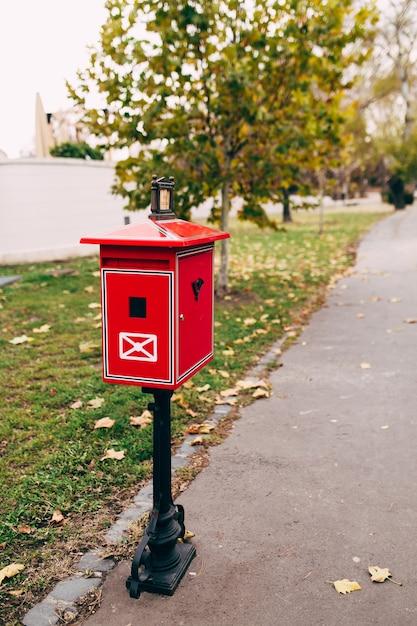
[175,244,214,384]
[101,268,174,385]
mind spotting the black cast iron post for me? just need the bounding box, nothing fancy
[126,388,196,599]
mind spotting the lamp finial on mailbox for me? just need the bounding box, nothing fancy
[150,175,176,221]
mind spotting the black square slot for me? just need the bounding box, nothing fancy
[129,297,146,318]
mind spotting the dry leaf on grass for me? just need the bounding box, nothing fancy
[51,509,64,524]
[9,335,33,345]
[94,417,115,430]
[79,341,100,354]
[198,423,215,434]
[70,400,83,410]
[100,449,125,461]
[17,525,34,535]
[187,424,201,434]
[237,378,268,391]
[8,589,25,597]
[332,579,361,594]
[190,436,204,446]
[0,563,24,586]
[32,324,51,334]
[186,408,198,418]
[130,411,152,428]
[218,370,230,379]
[84,285,94,293]
[87,397,104,409]
[215,397,237,406]
[222,348,235,356]
[88,302,101,309]
[360,362,371,369]
[368,565,402,585]
[243,318,257,326]
[196,384,210,393]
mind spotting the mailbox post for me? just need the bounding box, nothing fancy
[81,176,229,599]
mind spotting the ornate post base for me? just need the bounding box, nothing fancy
[126,388,196,599]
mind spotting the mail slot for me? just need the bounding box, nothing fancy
[80,176,229,389]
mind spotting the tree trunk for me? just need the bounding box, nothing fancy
[282,188,292,223]
[388,175,406,210]
[217,179,231,296]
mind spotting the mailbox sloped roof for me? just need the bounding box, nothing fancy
[80,218,229,248]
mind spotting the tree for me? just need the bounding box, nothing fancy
[50,141,104,160]
[69,0,375,293]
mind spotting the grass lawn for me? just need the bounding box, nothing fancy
[0,211,386,623]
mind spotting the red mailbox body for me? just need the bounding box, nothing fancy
[81,218,229,390]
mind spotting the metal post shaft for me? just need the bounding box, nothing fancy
[126,388,196,599]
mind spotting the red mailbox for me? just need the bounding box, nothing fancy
[81,178,228,390]
[80,176,229,600]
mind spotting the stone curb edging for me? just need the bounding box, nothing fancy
[22,336,286,626]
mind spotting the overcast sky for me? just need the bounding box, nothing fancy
[0,0,106,158]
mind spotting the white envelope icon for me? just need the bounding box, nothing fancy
[119,332,158,362]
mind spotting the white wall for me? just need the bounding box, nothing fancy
[0,158,144,265]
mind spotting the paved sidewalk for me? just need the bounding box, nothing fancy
[83,207,417,626]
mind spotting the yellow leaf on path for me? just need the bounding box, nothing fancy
[215,397,237,406]
[87,397,104,409]
[368,565,401,584]
[332,579,361,594]
[187,424,201,434]
[0,563,24,586]
[100,449,125,461]
[130,411,152,427]
[252,388,270,399]
[360,362,371,369]
[404,318,417,324]
[51,509,64,524]
[190,436,204,446]
[196,384,210,393]
[184,529,195,540]
[33,324,51,334]
[237,378,268,390]
[9,335,33,345]
[389,297,401,303]
[94,417,115,430]
[356,313,365,319]
[70,400,83,410]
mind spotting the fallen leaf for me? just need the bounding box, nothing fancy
[196,384,210,393]
[220,388,239,397]
[252,388,270,399]
[332,579,361,594]
[84,286,94,293]
[404,318,417,324]
[368,565,402,585]
[79,341,100,354]
[198,423,215,434]
[88,302,101,309]
[237,378,268,390]
[87,397,104,409]
[70,400,83,410]
[389,297,401,303]
[51,509,64,524]
[130,411,152,427]
[92,270,100,277]
[17,525,34,535]
[360,362,371,369]
[184,529,195,540]
[244,318,257,326]
[356,313,365,319]
[218,370,230,379]
[190,436,204,446]
[215,397,237,406]
[32,324,51,334]
[8,589,24,597]
[94,417,115,429]
[187,423,201,434]
[222,348,235,356]
[186,408,198,418]
[100,449,125,461]
[380,425,390,430]
[9,335,33,345]
[0,563,24,586]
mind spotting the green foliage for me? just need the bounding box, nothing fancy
[69,0,376,222]
[50,141,104,161]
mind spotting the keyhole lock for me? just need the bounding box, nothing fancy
[192,278,204,301]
